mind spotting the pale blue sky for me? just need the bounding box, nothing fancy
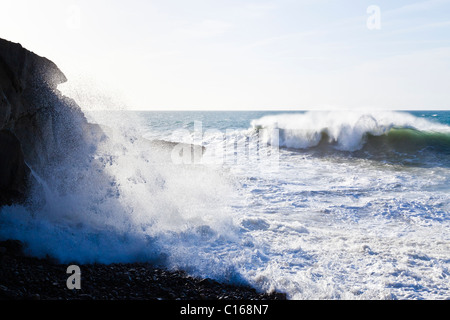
[1,0,450,110]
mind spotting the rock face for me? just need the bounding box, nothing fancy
[0,130,30,205]
[0,38,97,207]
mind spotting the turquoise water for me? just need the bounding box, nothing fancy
[90,109,450,299]
[2,109,450,300]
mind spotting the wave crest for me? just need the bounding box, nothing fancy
[251,111,450,154]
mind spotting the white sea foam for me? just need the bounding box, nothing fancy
[1,110,449,300]
[251,110,450,151]
[0,113,239,272]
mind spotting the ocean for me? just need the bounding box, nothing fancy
[1,110,449,300]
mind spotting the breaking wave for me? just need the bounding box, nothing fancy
[0,113,241,282]
[251,111,450,164]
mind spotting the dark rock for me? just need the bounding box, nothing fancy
[0,130,30,206]
[0,240,24,256]
[0,253,289,300]
[27,293,40,300]
[0,37,104,210]
[199,278,218,286]
[0,284,18,300]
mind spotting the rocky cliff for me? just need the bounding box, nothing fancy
[0,38,98,207]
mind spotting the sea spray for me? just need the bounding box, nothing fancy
[2,109,450,299]
[251,110,450,151]
[0,113,241,280]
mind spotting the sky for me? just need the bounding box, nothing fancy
[1,0,450,110]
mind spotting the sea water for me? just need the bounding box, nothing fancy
[1,110,449,300]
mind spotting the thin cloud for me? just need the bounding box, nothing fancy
[385,0,450,16]
[177,19,234,39]
[241,2,278,18]
[389,20,450,35]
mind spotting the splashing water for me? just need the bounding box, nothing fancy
[1,110,450,299]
